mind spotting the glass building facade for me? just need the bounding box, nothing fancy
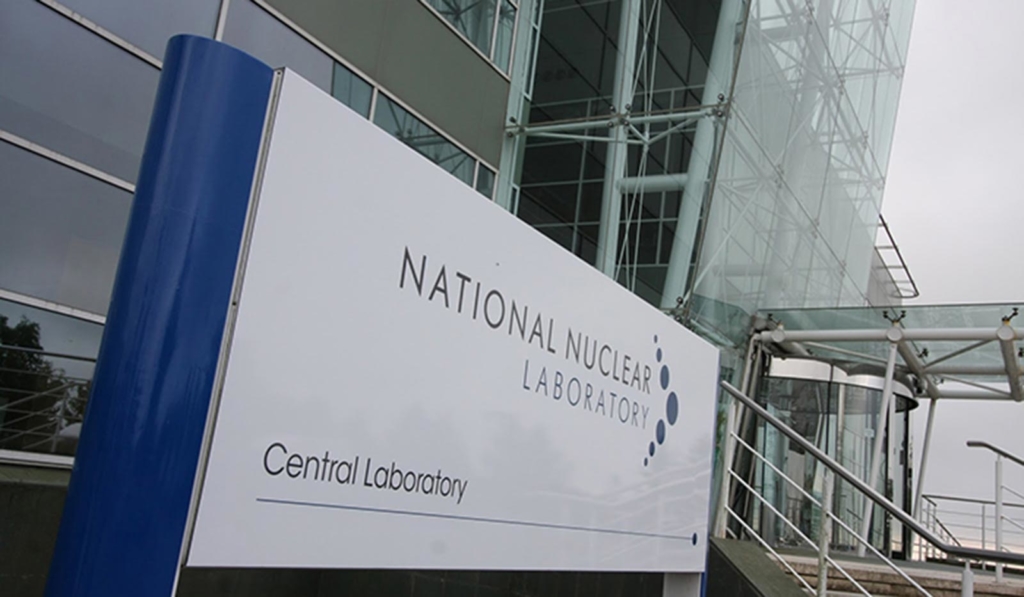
[0,0,917,594]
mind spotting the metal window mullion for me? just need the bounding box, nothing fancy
[370,87,382,121]
[489,0,502,61]
[0,287,106,324]
[214,0,231,41]
[506,1,521,74]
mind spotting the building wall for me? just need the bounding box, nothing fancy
[0,0,917,591]
[265,0,512,165]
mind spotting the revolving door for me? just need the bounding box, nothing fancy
[747,358,917,559]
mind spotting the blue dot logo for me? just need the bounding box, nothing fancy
[645,336,682,465]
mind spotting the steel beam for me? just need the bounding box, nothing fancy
[762,327,1024,343]
[913,398,938,518]
[997,324,1023,402]
[595,0,641,277]
[659,0,742,308]
[618,173,689,193]
[857,340,898,557]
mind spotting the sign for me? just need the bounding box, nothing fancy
[187,70,720,571]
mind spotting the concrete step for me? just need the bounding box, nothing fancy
[778,553,1024,597]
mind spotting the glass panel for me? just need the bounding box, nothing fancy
[475,165,496,198]
[373,95,475,186]
[0,1,160,183]
[688,0,915,343]
[0,143,131,315]
[426,0,497,58]
[766,302,1024,378]
[223,0,333,92]
[0,298,101,456]
[493,0,517,72]
[60,0,220,60]
[331,62,373,118]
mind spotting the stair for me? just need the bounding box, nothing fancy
[778,553,1024,597]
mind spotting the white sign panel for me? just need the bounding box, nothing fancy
[188,70,720,571]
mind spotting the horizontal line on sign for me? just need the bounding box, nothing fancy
[256,497,695,542]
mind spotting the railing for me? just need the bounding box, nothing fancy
[919,495,1024,559]
[875,215,920,300]
[719,381,1024,596]
[725,432,934,596]
[966,440,1024,582]
[916,495,965,562]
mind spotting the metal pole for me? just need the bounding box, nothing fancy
[659,0,742,307]
[996,454,1004,582]
[961,561,974,597]
[817,469,834,597]
[713,338,758,538]
[914,397,939,517]
[857,340,899,557]
[982,503,986,549]
[595,0,640,277]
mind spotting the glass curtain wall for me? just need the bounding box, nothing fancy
[515,0,725,307]
[685,0,917,345]
[0,0,500,459]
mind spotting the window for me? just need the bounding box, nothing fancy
[0,1,159,183]
[59,0,220,61]
[493,0,517,72]
[223,0,333,92]
[475,165,496,198]
[0,142,131,314]
[332,63,373,118]
[374,95,475,186]
[424,0,518,74]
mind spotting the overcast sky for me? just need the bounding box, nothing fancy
[883,0,1024,521]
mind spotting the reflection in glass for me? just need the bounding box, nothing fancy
[0,298,102,457]
[0,143,131,315]
[426,0,497,57]
[332,63,373,118]
[374,95,475,186]
[0,1,160,182]
[475,165,496,198]
[60,0,220,60]
[223,0,333,91]
[493,0,517,73]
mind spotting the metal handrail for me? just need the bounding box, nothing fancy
[721,381,1024,566]
[732,433,934,595]
[967,441,1024,468]
[923,494,1024,509]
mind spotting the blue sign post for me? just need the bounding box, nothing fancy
[44,36,273,596]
